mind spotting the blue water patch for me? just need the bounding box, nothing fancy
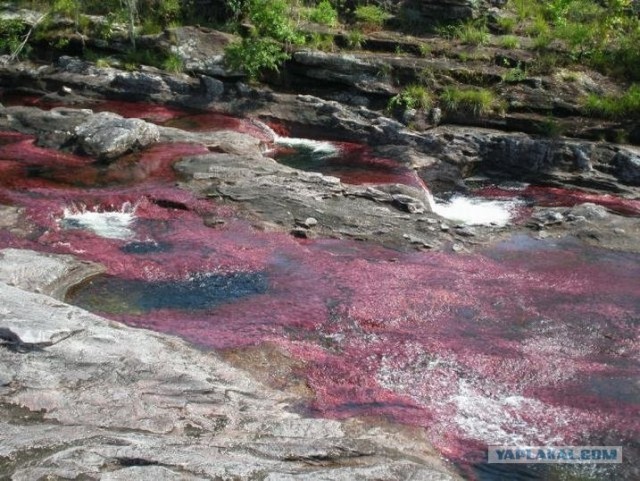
[67,272,268,313]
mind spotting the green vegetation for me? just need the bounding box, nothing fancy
[388,85,433,111]
[584,85,640,119]
[309,0,339,27]
[500,35,520,49]
[162,52,184,73]
[441,87,499,116]
[502,66,527,83]
[346,30,365,49]
[224,0,303,80]
[354,5,390,31]
[453,20,489,46]
[0,19,26,57]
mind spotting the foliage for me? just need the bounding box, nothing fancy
[307,32,335,51]
[500,35,519,49]
[162,52,184,72]
[502,66,527,83]
[224,0,304,80]
[497,16,516,34]
[0,19,26,56]
[346,30,365,49]
[354,5,390,31]
[388,85,433,111]
[453,20,489,46]
[441,87,499,116]
[225,37,290,79]
[309,0,339,27]
[583,84,640,119]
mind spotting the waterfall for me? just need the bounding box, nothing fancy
[250,119,339,157]
[60,202,137,240]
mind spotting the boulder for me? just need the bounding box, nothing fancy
[74,111,160,160]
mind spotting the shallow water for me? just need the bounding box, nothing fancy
[0,101,638,480]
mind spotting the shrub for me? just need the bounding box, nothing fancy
[354,5,391,31]
[441,87,498,116]
[309,0,339,27]
[0,19,26,57]
[225,37,290,79]
[583,85,640,119]
[388,85,433,111]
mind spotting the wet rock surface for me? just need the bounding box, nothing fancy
[0,249,458,480]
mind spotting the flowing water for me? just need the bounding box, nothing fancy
[0,100,638,480]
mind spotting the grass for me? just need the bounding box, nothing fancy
[453,20,489,46]
[500,35,520,49]
[354,5,391,31]
[162,52,184,73]
[583,85,640,119]
[346,30,365,49]
[388,85,433,111]
[441,87,499,116]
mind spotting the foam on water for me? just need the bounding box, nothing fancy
[60,202,137,240]
[432,195,520,226]
[251,119,339,157]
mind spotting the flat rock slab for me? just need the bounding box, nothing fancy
[0,250,458,480]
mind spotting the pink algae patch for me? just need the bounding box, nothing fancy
[477,184,640,216]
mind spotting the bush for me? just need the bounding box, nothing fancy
[0,19,26,57]
[441,87,499,116]
[354,5,391,31]
[225,37,290,79]
[309,0,338,27]
[388,85,433,111]
[583,85,640,119]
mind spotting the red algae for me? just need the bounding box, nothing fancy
[0,104,639,479]
[477,184,640,216]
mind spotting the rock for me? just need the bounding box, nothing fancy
[440,223,450,231]
[74,111,160,159]
[200,75,224,100]
[569,203,609,220]
[392,194,426,214]
[111,71,170,96]
[166,26,236,77]
[0,248,104,300]
[291,227,309,238]
[612,150,640,185]
[299,217,318,228]
[455,226,477,237]
[0,250,459,480]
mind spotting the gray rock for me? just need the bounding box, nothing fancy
[612,150,640,185]
[200,75,224,100]
[570,203,609,220]
[74,111,160,159]
[0,248,104,300]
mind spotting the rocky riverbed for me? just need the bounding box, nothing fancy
[0,4,639,478]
